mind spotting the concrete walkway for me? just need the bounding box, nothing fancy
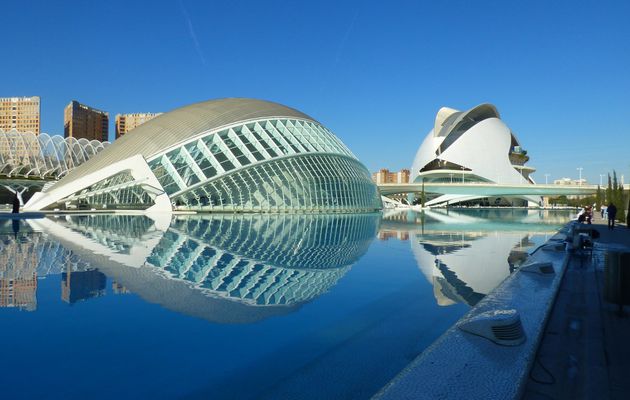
[524,215,630,400]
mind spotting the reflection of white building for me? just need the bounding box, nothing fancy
[378,208,562,307]
[410,104,540,207]
[411,231,530,306]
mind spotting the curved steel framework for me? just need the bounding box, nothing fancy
[0,129,109,179]
[147,117,380,212]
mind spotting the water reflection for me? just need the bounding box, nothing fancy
[0,218,135,310]
[0,210,572,399]
[0,222,38,311]
[62,269,106,304]
[6,213,379,322]
[381,208,568,307]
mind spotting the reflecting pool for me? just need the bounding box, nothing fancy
[0,209,572,399]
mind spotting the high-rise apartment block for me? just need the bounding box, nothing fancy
[0,96,40,134]
[115,112,161,139]
[64,100,109,141]
[372,168,410,184]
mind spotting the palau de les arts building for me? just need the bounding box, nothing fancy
[410,103,539,207]
[25,98,382,213]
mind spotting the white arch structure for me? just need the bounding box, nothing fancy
[0,128,109,179]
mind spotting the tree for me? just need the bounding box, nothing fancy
[618,186,626,223]
[606,173,613,204]
[627,192,630,227]
[602,170,626,223]
[612,171,626,222]
[596,185,603,210]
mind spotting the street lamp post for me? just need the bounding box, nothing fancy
[544,173,550,185]
[600,174,605,186]
[577,167,583,186]
[461,166,465,183]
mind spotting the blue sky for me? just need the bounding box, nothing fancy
[3,0,629,184]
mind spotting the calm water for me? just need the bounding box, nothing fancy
[0,209,572,399]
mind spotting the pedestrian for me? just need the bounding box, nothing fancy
[607,202,617,230]
[577,207,586,223]
[12,192,20,214]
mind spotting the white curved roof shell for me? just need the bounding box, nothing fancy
[410,104,536,205]
[57,98,315,185]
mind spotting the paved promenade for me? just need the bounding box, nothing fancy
[524,215,630,399]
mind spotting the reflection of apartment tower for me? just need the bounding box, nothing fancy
[64,100,109,141]
[0,275,37,311]
[372,168,410,184]
[112,281,130,294]
[0,233,39,311]
[61,268,106,304]
[0,96,40,134]
[378,230,410,241]
[115,113,161,139]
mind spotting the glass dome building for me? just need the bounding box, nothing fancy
[25,98,381,212]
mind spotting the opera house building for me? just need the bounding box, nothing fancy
[25,98,381,213]
[410,104,539,207]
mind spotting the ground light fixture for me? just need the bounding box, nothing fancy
[457,309,526,346]
[519,261,555,275]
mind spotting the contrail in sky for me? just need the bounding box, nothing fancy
[333,9,359,69]
[179,0,207,66]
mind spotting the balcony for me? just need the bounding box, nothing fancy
[509,146,529,165]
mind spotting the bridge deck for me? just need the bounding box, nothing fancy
[378,182,598,196]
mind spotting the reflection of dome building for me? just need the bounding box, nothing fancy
[410,104,539,207]
[148,214,378,307]
[28,213,379,323]
[25,98,381,213]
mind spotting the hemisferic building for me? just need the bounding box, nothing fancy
[25,98,381,213]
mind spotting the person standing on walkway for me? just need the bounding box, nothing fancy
[607,202,617,230]
[11,192,20,214]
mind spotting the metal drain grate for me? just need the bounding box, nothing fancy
[491,320,525,342]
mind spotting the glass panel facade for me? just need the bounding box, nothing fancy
[146,117,369,204]
[44,170,156,210]
[171,154,381,212]
[103,117,381,212]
